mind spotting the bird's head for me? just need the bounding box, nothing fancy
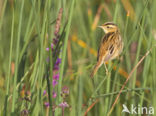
[98,22,118,33]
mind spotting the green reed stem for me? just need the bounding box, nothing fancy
[47,0,53,115]
[4,6,14,116]
[93,88,151,98]
[77,71,83,116]
[0,0,7,30]
[11,0,24,113]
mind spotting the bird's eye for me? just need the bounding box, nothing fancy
[107,26,110,28]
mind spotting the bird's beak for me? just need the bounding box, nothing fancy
[97,26,104,29]
[97,25,107,33]
[97,26,103,29]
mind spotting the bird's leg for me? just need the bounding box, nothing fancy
[104,62,108,75]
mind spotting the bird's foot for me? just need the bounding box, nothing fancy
[105,69,109,75]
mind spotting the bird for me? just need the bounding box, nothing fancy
[90,22,124,78]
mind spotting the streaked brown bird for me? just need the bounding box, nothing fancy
[90,22,124,78]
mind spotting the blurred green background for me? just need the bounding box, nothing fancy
[0,0,156,116]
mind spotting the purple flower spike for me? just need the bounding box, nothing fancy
[52,80,58,87]
[53,73,59,80]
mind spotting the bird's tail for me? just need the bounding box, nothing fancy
[90,62,102,78]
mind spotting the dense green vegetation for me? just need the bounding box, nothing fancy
[0,0,156,115]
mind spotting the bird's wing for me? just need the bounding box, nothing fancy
[97,32,115,62]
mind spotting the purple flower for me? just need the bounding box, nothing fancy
[51,43,54,48]
[21,109,29,115]
[62,86,69,94]
[52,80,58,87]
[53,58,61,71]
[53,38,59,45]
[53,73,59,80]
[61,86,69,98]
[46,43,54,52]
[44,102,50,107]
[46,47,49,51]
[53,64,59,71]
[56,58,61,65]
[58,102,69,108]
[43,90,46,96]
[53,91,57,98]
